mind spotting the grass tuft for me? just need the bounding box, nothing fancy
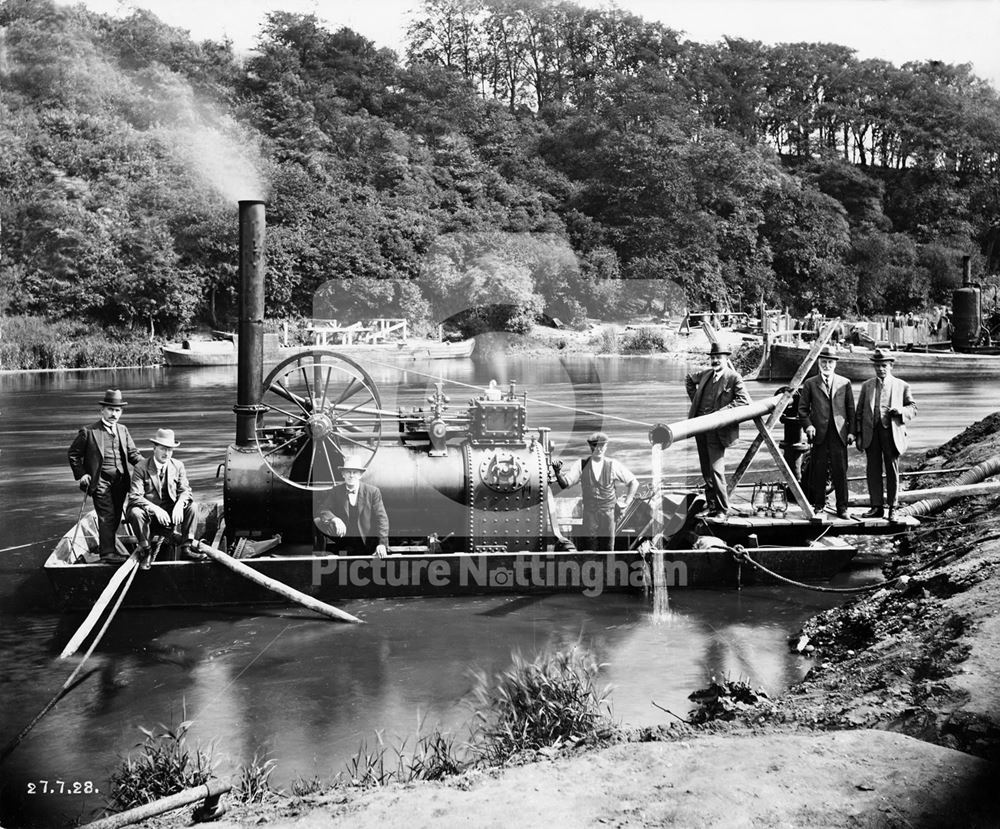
[470,646,614,765]
[106,721,217,812]
[235,747,280,803]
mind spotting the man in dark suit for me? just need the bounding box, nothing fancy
[798,346,856,518]
[127,428,202,567]
[314,454,389,557]
[685,343,752,517]
[854,349,917,521]
[68,389,143,563]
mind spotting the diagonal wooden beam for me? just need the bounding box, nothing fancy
[751,416,817,520]
[727,317,841,494]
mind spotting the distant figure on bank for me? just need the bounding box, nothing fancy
[798,346,855,518]
[314,454,389,558]
[685,343,751,517]
[854,350,917,522]
[553,431,638,551]
[128,428,202,568]
[68,389,143,564]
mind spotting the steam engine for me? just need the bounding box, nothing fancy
[222,201,551,553]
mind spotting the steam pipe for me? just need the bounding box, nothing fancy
[649,396,780,449]
[962,254,972,287]
[235,200,266,446]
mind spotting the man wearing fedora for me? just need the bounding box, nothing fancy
[314,453,389,558]
[854,349,917,521]
[127,428,202,566]
[68,389,143,563]
[798,346,855,518]
[685,343,752,517]
[552,431,639,550]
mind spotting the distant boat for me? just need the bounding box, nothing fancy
[162,332,476,366]
[756,340,1000,382]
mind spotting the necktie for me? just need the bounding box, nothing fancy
[876,380,885,426]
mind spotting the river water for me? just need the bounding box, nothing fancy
[1,352,996,827]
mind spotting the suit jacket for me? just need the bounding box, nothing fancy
[128,456,193,510]
[854,375,917,454]
[798,373,855,445]
[332,482,389,552]
[685,367,752,447]
[68,420,142,493]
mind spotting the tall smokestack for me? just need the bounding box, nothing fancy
[962,254,972,287]
[235,200,266,446]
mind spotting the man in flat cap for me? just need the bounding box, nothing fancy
[68,389,143,563]
[553,431,638,550]
[127,428,202,566]
[798,345,855,518]
[854,349,916,522]
[314,453,389,558]
[685,343,751,517]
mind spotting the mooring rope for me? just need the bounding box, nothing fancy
[726,544,900,594]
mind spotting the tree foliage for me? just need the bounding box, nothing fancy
[1,0,999,340]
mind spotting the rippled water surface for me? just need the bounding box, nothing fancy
[1,354,996,826]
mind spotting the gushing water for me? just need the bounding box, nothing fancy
[650,549,672,622]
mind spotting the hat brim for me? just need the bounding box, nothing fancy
[870,356,895,363]
[339,465,367,471]
[151,438,181,448]
[99,401,128,407]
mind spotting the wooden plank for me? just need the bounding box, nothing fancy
[60,554,139,659]
[728,317,841,494]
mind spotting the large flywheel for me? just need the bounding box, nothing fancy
[255,349,383,491]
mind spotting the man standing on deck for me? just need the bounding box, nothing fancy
[854,349,917,522]
[127,428,202,568]
[68,389,143,564]
[685,343,752,518]
[314,454,389,558]
[798,346,855,518]
[553,431,639,551]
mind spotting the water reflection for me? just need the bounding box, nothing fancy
[1,357,997,827]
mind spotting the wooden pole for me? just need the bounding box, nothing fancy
[191,537,363,624]
[80,780,231,829]
[60,554,140,658]
[751,416,816,520]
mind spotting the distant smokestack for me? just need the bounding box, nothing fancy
[235,200,266,446]
[962,255,972,287]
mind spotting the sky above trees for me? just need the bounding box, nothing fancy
[67,0,1000,88]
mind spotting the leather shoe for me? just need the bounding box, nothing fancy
[182,544,208,561]
[100,551,128,564]
[861,507,884,519]
[886,507,896,522]
[836,509,850,520]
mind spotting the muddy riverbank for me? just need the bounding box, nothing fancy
[128,415,1000,828]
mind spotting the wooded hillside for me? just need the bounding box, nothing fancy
[1,0,998,337]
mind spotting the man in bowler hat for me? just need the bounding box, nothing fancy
[854,349,917,521]
[127,428,202,567]
[685,343,751,517]
[68,389,143,563]
[798,346,855,518]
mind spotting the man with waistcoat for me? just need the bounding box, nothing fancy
[314,454,390,558]
[685,343,752,517]
[127,428,202,567]
[554,431,638,551]
[68,389,143,563]
[798,346,855,518]
[854,349,917,522]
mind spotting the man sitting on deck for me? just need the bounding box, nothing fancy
[552,431,638,551]
[127,428,202,568]
[314,454,389,558]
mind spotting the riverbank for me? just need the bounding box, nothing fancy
[129,415,1000,827]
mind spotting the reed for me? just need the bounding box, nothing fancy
[235,748,280,803]
[343,718,464,788]
[0,315,161,369]
[469,646,614,765]
[106,721,218,811]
